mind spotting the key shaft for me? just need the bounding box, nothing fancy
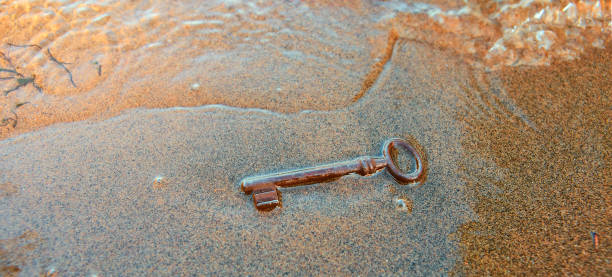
[241,156,388,194]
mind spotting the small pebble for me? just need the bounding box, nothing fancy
[44,266,58,277]
[395,198,413,213]
[152,176,167,189]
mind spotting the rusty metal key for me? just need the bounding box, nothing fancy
[240,138,424,211]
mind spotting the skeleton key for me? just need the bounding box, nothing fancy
[240,138,424,211]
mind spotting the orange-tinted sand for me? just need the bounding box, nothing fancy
[0,0,610,275]
[454,44,611,275]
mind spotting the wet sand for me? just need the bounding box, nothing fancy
[1,0,611,276]
[1,39,608,276]
[0,41,477,275]
[0,40,472,275]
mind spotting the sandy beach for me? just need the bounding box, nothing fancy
[0,0,610,275]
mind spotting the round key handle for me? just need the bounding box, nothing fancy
[382,138,424,185]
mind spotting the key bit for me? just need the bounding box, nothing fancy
[240,138,424,211]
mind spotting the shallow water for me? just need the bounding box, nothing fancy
[0,0,610,275]
[0,0,394,137]
[1,0,609,138]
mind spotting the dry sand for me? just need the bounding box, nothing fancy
[0,0,610,276]
[455,44,611,275]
